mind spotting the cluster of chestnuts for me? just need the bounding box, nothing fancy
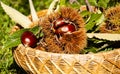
[53,18,76,35]
[21,18,76,48]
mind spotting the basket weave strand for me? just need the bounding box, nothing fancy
[14,44,120,74]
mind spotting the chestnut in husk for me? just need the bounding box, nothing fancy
[55,23,76,35]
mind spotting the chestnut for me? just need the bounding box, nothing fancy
[53,18,66,29]
[55,23,76,35]
[21,31,38,48]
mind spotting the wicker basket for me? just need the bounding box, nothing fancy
[14,44,120,74]
[13,10,120,74]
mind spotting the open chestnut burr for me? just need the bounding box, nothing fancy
[39,7,87,54]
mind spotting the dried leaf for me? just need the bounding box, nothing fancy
[1,1,32,28]
[87,33,120,41]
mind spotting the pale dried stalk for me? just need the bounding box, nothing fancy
[29,0,39,25]
[85,0,93,12]
[47,0,60,15]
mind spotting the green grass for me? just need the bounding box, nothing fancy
[0,0,120,74]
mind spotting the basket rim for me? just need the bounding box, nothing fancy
[16,44,120,56]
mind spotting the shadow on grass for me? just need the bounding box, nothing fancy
[9,60,28,74]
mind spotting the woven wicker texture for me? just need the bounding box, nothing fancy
[14,44,120,74]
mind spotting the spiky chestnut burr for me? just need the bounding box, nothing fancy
[39,7,87,54]
[100,5,120,33]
